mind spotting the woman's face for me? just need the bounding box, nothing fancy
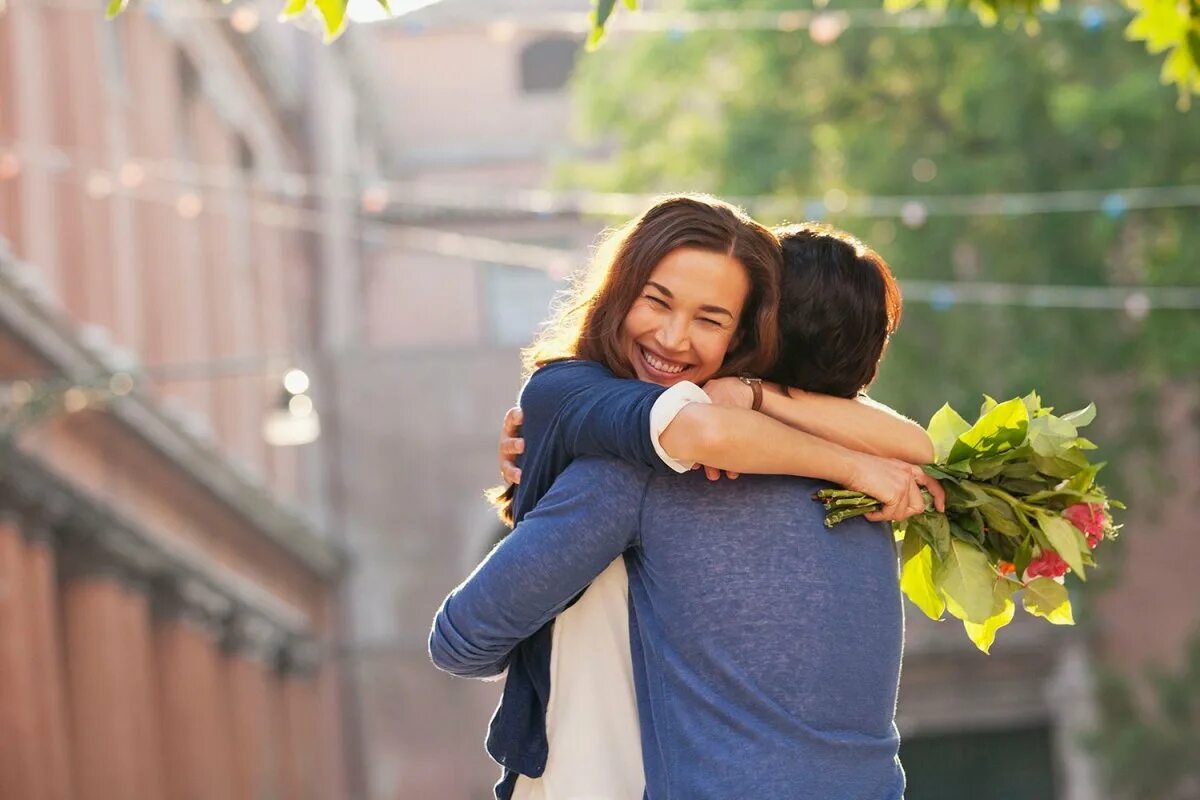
[620,247,750,387]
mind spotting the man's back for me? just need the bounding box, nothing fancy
[630,468,905,800]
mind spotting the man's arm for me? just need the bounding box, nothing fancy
[429,458,646,679]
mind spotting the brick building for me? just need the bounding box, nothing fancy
[0,2,392,797]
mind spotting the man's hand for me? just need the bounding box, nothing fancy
[843,452,946,523]
[498,406,524,485]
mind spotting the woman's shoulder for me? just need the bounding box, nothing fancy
[522,359,615,401]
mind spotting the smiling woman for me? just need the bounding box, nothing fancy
[527,193,780,387]
[622,248,750,386]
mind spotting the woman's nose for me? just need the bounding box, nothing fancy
[655,316,689,353]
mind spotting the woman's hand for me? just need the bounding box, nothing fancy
[498,406,524,485]
[699,377,757,481]
[843,452,946,523]
[702,376,754,410]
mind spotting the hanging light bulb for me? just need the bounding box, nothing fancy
[119,161,146,188]
[176,192,204,219]
[263,368,320,446]
[0,151,20,180]
[360,183,390,215]
[229,5,260,33]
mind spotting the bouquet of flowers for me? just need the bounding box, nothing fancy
[815,392,1122,653]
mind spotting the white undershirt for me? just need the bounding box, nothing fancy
[511,381,709,800]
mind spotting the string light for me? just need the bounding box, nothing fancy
[359,184,389,215]
[229,5,261,34]
[7,140,1200,222]
[118,161,146,188]
[0,151,20,180]
[1,142,1196,313]
[282,368,310,395]
[912,158,938,183]
[809,12,849,44]
[823,188,849,213]
[901,201,928,228]
[85,170,115,199]
[175,192,204,219]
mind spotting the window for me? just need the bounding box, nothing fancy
[900,725,1058,800]
[519,36,581,94]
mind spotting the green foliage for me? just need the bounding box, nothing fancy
[590,0,1200,102]
[818,393,1115,652]
[565,0,1200,508]
[1089,633,1200,799]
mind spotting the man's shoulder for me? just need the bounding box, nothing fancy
[562,456,653,494]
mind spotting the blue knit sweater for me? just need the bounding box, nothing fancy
[431,454,906,799]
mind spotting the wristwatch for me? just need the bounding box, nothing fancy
[738,376,764,412]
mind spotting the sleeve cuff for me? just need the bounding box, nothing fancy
[649,381,712,473]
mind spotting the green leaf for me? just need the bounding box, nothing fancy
[1020,390,1042,417]
[900,529,945,621]
[1028,413,1079,457]
[1060,403,1096,429]
[1022,576,1074,624]
[1013,537,1035,578]
[979,394,999,417]
[935,538,996,624]
[1036,512,1087,578]
[948,397,1029,464]
[926,403,971,463]
[1032,449,1090,479]
[979,496,1025,537]
[587,0,619,50]
[314,0,348,41]
[951,509,984,543]
[280,0,309,20]
[105,0,129,19]
[964,578,1018,653]
[908,512,951,561]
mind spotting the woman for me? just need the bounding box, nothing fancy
[464,197,937,799]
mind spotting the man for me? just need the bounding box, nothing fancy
[431,224,930,798]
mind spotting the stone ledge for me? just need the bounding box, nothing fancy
[0,241,348,580]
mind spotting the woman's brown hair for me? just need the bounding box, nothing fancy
[488,193,782,525]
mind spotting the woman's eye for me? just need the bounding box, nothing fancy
[699,317,722,327]
[645,295,668,307]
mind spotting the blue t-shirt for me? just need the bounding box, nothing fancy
[430,458,905,799]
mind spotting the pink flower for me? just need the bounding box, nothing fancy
[1027,549,1070,579]
[1064,503,1106,549]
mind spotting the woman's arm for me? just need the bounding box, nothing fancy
[703,377,934,464]
[518,360,699,475]
[658,404,944,519]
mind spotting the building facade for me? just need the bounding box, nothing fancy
[0,2,389,797]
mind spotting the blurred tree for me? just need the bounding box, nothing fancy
[589,0,1200,103]
[563,0,1200,436]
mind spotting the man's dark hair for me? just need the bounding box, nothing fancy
[764,222,902,398]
